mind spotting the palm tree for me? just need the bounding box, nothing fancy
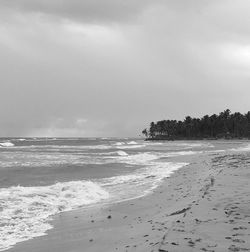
[142,109,250,140]
[149,122,156,138]
[142,129,148,138]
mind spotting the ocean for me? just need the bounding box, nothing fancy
[0,138,247,251]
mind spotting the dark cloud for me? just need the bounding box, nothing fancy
[1,0,250,137]
[1,0,154,23]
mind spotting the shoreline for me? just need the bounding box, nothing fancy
[145,137,250,141]
[7,145,250,251]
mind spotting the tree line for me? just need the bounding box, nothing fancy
[142,109,250,140]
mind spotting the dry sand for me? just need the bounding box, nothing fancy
[8,144,250,252]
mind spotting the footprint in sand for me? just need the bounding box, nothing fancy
[232,239,245,243]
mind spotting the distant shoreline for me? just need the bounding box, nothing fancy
[142,109,250,140]
[145,137,250,141]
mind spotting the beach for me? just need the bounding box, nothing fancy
[2,1,250,251]
[3,140,250,252]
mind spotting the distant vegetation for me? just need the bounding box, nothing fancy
[142,109,250,140]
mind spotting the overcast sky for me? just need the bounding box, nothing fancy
[1,0,250,137]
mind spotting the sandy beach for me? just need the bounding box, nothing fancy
[7,142,250,252]
[2,0,250,250]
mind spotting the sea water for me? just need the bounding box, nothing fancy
[0,137,239,251]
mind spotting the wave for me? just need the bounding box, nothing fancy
[0,147,202,169]
[109,150,204,165]
[145,142,214,149]
[116,144,146,149]
[172,142,214,148]
[102,162,186,187]
[111,151,202,163]
[113,142,125,146]
[127,141,138,145]
[116,152,159,165]
[100,161,188,203]
[104,150,201,166]
[0,152,109,168]
[116,151,129,156]
[14,144,113,150]
[0,181,109,251]
[230,143,250,152]
[6,144,112,150]
[0,147,190,251]
[87,145,112,150]
[0,142,15,147]
[105,152,158,166]
[206,149,225,154]
[163,150,203,157]
[144,142,163,145]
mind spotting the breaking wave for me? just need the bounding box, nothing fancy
[127,141,138,145]
[0,181,109,251]
[0,142,15,147]
[0,151,188,251]
[116,151,129,156]
[0,138,204,251]
[116,144,146,149]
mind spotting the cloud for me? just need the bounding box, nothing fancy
[1,1,250,136]
[26,117,105,137]
[220,43,250,69]
[1,0,154,23]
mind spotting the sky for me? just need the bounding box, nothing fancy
[1,0,250,137]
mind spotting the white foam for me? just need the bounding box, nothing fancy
[106,150,202,167]
[88,145,112,150]
[12,144,111,150]
[145,142,214,149]
[96,151,129,157]
[0,152,108,167]
[178,143,203,147]
[108,152,159,165]
[145,142,163,145]
[116,144,146,149]
[113,142,125,146]
[231,143,250,152]
[0,142,15,147]
[44,144,112,150]
[116,151,129,156]
[42,144,112,150]
[0,181,109,251]
[101,161,188,201]
[109,151,201,164]
[127,141,138,145]
[206,149,225,153]
[163,150,203,157]
[174,143,214,148]
[1,140,203,251]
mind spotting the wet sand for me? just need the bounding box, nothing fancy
[8,145,250,252]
